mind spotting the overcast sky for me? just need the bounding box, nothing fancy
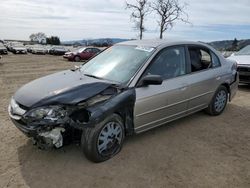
[0,0,250,42]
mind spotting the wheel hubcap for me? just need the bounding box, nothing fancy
[214,90,227,112]
[97,122,122,156]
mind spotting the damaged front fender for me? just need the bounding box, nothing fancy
[70,88,136,135]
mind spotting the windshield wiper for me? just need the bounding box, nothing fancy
[83,73,122,85]
[83,73,104,80]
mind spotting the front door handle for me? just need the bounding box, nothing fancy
[216,76,221,81]
[180,87,187,91]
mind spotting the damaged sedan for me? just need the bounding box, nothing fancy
[8,40,238,162]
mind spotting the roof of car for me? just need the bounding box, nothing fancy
[118,39,203,48]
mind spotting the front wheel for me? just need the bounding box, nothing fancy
[206,85,228,116]
[74,56,81,62]
[81,114,125,162]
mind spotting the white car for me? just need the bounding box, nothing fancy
[31,46,47,55]
[227,45,250,84]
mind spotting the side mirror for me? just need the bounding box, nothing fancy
[140,75,163,86]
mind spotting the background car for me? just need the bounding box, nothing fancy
[227,45,250,84]
[49,46,69,55]
[0,43,8,54]
[11,43,27,54]
[63,47,101,61]
[31,46,47,55]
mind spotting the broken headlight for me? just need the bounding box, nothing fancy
[24,106,67,122]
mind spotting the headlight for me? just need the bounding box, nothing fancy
[24,106,67,121]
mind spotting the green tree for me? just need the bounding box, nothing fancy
[46,36,61,45]
[232,38,238,51]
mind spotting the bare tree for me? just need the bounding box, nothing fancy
[29,32,47,44]
[151,0,189,39]
[126,0,150,40]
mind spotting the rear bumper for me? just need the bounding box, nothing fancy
[229,72,239,101]
[33,51,46,54]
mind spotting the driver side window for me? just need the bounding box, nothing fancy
[144,46,186,80]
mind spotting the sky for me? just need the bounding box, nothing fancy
[0,0,250,42]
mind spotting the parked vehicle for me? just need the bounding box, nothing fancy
[227,45,250,84]
[63,47,101,61]
[49,46,68,55]
[0,43,8,54]
[6,42,21,51]
[31,46,47,55]
[12,44,27,54]
[25,45,34,53]
[8,40,238,162]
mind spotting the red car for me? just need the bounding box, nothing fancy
[63,47,101,62]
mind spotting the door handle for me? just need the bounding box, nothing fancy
[180,87,187,91]
[216,76,221,81]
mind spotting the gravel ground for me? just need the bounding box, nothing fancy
[0,54,250,188]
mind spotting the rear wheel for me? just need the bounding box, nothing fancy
[206,85,228,116]
[81,114,125,162]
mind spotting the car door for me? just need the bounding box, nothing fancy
[185,45,222,114]
[134,46,189,133]
[80,48,92,60]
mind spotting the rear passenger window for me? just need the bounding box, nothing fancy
[188,47,212,72]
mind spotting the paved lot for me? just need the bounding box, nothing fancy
[0,54,250,188]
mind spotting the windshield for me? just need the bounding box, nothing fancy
[80,45,155,84]
[235,45,250,55]
[13,44,24,47]
[77,48,86,53]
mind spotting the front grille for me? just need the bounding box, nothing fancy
[16,102,29,111]
[238,66,250,72]
[15,119,27,126]
[239,75,250,81]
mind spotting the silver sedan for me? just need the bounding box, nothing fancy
[8,39,239,162]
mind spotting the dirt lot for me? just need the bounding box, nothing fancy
[0,54,250,188]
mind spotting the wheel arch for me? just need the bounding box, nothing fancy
[74,55,81,61]
[221,82,230,95]
[113,107,134,136]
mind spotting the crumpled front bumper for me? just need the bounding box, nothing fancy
[10,118,38,137]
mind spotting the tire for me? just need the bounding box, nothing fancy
[206,85,228,116]
[81,114,125,163]
[74,56,81,62]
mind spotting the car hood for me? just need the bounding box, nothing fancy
[0,47,6,50]
[64,52,72,55]
[227,55,250,65]
[55,49,67,52]
[14,70,113,108]
[13,47,26,50]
